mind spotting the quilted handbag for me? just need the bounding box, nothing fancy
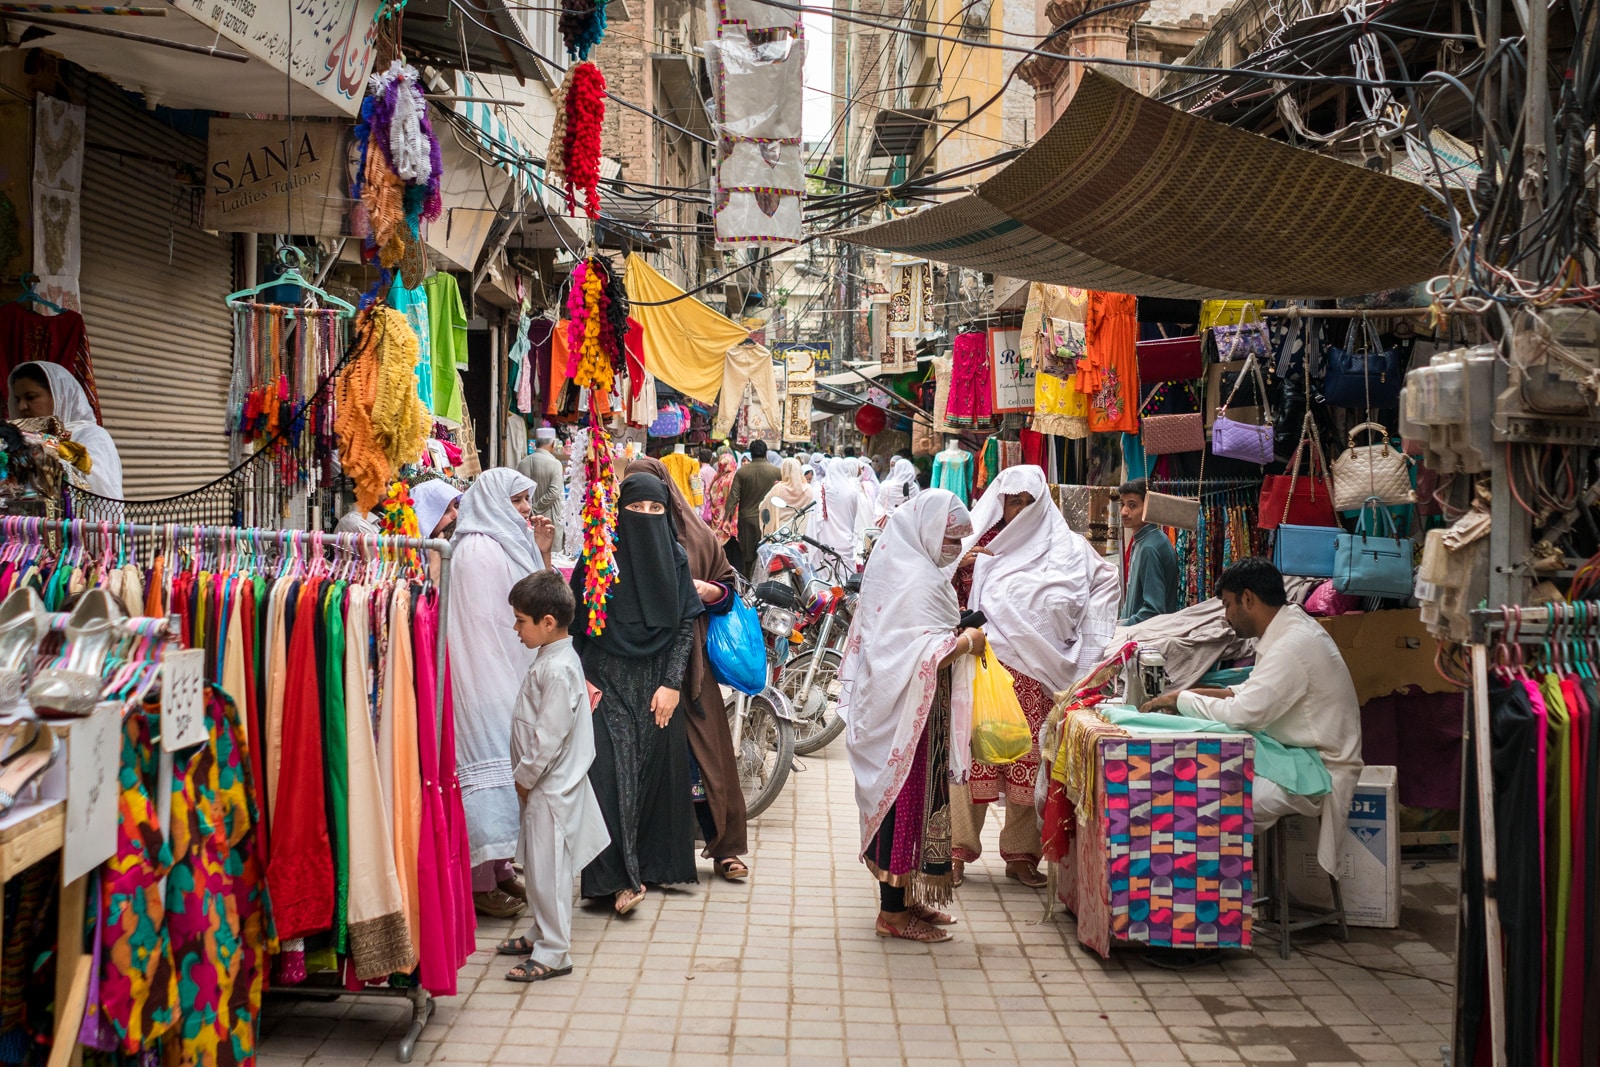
[1259,411,1338,529]
[1211,354,1274,464]
[1141,412,1205,455]
[1136,334,1203,383]
[1331,421,1413,511]
[1273,523,1339,578]
[1323,319,1403,409]
[1205,360,1262,428]
[1334,498,1414,598]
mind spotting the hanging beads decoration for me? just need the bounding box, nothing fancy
[567,256,627,635]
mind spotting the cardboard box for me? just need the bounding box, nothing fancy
[1282,765,1400,928]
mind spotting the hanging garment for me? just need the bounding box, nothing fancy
[390,275,434,410]
[424,273,469,423]
[381,585,424,956]
[946,332,993,429]
[660,451,704,507]
[712,343,781,439]
[1081,291,1140,434]
[931,450,972,506]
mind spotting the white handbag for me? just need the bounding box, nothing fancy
[1331,421,1413,511]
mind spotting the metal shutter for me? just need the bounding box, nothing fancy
[78,78,234,499]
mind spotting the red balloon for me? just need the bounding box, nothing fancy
[854,404,887,436]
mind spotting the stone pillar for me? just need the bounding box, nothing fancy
[1015,0,1150,132]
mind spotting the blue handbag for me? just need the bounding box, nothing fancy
[1333,498,1413,598]
[1323,320,1403,409]
[1272,523,1339,578]
[705,595,768,696]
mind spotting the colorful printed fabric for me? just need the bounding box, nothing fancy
[162,685,275,1067]
[1102,736,1254,949]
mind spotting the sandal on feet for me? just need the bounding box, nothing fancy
[1006,861,1048,888]
[910,904,956,926]
[614,887,646,915]
[875,915,952,943]
[951,859,965,888]
[716,858,749,881]
[495,936,534,956]
[505,958,573,983]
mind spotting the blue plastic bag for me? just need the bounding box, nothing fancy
[706,596,767,696]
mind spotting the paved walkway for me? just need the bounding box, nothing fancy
[257,740,1457,1066]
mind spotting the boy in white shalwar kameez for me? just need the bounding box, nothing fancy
[499,572,610,982]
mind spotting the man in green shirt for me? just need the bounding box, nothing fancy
[1118,478,1179,625]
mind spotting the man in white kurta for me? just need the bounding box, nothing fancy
[510,631,610,975]
[1142,559,1362,876]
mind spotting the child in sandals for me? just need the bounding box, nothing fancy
[499,572,610,982]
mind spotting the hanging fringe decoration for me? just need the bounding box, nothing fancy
[567,256,627,635]
[556,62,606,220]
[335,308,430,511]
[227,304,348,486]
[351,61,444,300]
[559,0,608,60]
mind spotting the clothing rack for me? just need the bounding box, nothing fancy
[1459,602,1600,1067]
[0,518,458,1064]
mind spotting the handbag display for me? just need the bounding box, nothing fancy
[1210,354,1274,464]
[1331,421,1413,511]
[1334,498,1414,599]
[1142,489,1199,531]
[1205,360,1263,428]
[1273,523,1340,578]
[1212,304,1270,362]
[1323,318,1403,409]
[1136,334,1203,383]
[1140,412,1205,455]
[1259,411,1338,529]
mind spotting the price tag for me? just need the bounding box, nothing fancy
[63,703,120,885]
[160,649,207,752]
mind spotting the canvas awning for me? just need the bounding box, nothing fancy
[838,70,1460,300]
[623,254,749,405]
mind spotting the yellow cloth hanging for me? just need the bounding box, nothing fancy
[660,452,704,506]
[623,253,748,405]
[1199,300,1268,329]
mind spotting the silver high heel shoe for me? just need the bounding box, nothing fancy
[0,723,58,815]
[28,588,121,718]
[0,588,48,707]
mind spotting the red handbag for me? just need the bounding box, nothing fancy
[1136,334,1204,383]
[1260,411,1338,529]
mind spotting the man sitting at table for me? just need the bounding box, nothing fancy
[1140,558,1362,875]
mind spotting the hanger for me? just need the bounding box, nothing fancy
[6,274,63,314]
[224,246,356,317]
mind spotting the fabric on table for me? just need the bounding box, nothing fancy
[1099,705,1332,798]
[1112,595,1252,690]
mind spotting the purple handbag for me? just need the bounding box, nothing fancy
[1210,354,1275,464]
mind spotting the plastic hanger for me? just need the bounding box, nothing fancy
[6,273,64,314]
[224,246,356,317]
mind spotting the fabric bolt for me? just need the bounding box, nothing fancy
[713,343,781,438]
[946,332,994,428]
[424,273,469,423]
[1080,291,1140,434]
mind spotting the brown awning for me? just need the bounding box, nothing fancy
[837,70,1459,299]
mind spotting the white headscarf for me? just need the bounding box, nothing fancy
[839,489,974,856]
[9,362,122,499]
[874,456,920,522]
[452,467,542,574]
[858,459,881,494]
[815,457,869,563]
[412,479,463,539]
[769,457,813,507]
[964,465,1119,692]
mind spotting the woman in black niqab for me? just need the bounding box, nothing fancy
[572,473,704,912]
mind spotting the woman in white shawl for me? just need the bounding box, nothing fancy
[950,464,1119,888]
[840,489,987,942]
[8,361,122,498]
[874,456,920,525]
[813,457,871,572]
[447,467,554,917]
[758,457,815,537]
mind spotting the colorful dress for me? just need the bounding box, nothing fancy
[1080,291,1140,434]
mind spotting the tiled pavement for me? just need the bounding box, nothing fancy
[257,741,1458,1066]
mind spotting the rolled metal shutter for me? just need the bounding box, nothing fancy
[78,79,234,500]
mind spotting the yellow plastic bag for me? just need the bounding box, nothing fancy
[970,650,1032,765]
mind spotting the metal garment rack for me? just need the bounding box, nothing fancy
[0,518,454,1064]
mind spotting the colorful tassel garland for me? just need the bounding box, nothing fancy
[558,62,606,220]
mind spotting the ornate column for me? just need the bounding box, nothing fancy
[1016,0,1150,132]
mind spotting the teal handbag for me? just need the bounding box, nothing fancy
[1273,523,1339,578]
[1333,498,1413,598]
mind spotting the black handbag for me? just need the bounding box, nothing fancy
[1323,319,1403,409]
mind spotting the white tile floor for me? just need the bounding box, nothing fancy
[257,741,1457,1066]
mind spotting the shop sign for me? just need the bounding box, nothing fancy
[169,0,381,116]
[204,119,355,235]
[989,326,1033,412]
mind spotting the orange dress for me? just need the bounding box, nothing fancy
[1078,291,1140,434]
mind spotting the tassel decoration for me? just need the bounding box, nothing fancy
[560,0,608,60]
[558,62,606,220]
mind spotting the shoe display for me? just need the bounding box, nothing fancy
[28,589,121,718]
[0,588,48,707]
[0,721,58,815]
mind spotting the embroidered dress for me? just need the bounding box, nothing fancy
[1080,292,1140,434]
[946,332,993,429]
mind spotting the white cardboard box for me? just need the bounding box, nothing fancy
[1282,765,1400,928]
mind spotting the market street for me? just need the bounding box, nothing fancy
[257,742,1457,1067]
